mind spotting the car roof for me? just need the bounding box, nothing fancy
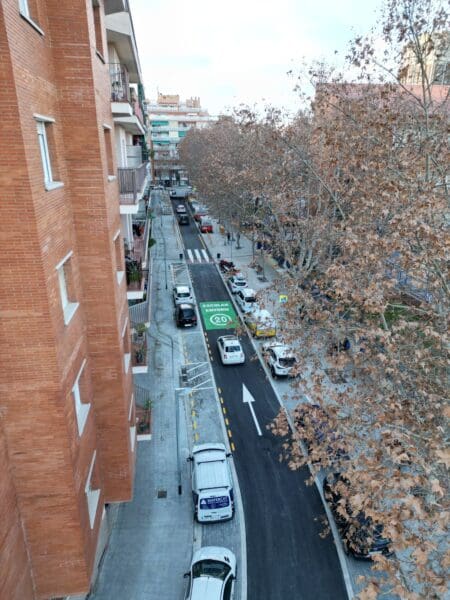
[178,303,195,309]
[175,285,190,293]
[270,344,295,358]
[192,546,236,569]
[218,335,240,344]
[240,287,255,296]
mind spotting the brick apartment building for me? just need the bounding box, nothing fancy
[0,1,150,598]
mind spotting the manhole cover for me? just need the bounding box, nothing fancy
[157,489,167,499]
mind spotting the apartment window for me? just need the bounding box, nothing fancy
[19,0,44,34]
[122,317,131,373]
[92,1,104,59]
[34,114,63,190]
[55,252,79,325]
[129,394,136,452]
[103,125,114,179]
[113,229,124,284]
[85,452,101,529]
[72,359,91,436]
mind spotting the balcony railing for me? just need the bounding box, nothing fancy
[118,163,148,204]
[131,333,147,367]
[125,254,148,294]
[110,63,130,103]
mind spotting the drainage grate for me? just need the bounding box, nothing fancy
[157,489,167,499]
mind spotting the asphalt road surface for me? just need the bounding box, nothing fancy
[176,200,347,599]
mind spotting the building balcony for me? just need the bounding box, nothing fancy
[125,254,148,300]
[110,64,146,134]
[118,163,149,214]
[131,332,148,374]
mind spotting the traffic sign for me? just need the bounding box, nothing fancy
[279,294,288,303]
[199,301,239,331]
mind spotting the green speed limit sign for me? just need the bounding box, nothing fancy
[199,301,238,330]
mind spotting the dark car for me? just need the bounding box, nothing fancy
[323,474,392,560]
[175,303,197,328]
[178,214,189,225]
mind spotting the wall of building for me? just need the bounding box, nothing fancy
[0,0,136,597]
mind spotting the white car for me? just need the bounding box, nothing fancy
[176,204,187,214]
[217,335,245,365]
[184,546,236,600]
[227,273,248,294]
[235,288,258,313]
[262,342,297,377]
[173,285,194,306]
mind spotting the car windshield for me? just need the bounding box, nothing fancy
[246,297,257,303]
[279,357,296,367]
[192,559,231,581]
[178,292,190,298]
[225,345,241,353]
[181,309,195,318]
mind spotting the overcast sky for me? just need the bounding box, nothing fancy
[130,0,385,116]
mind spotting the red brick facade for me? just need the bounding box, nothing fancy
[0,1,136,598]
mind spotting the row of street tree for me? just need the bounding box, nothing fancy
[179,1,448,598]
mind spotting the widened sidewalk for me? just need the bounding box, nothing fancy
[90,198,193,600]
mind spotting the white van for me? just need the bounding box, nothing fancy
[188,443,234,523]
[235,287,258,313]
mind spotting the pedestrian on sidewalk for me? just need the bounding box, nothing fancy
[226,231,231,244]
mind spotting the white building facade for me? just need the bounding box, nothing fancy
[147,94,216,185]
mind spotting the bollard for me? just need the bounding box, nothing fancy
[217,253,221,260]
[179,253,183,261]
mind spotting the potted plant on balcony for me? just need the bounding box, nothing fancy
[135,323,148,339]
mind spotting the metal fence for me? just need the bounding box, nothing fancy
[129,298,150,326]
[118,163,148,203]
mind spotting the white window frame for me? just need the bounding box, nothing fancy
[19,0,30,18]
[129,393,136,452]
[122,317,131,373]
[72,359,90,436]
[85,452,101,529]
[33,114,63,190]
[113,229,125,284]
[55,251,79,325]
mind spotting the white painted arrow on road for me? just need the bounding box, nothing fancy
[242,384,262,436]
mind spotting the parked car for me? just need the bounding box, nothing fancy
[184,546,236,600]
[235,287,258,313]
[178,214,189,225]
[262,342,297,377]
[175,303,197,328]
[199,216,213,233]
[173,285,194,305]
[294,404,348,464]
[188,443,234,522]
[323,474,392,560]
[217,335,245,365]
[193,205,208,221]
[244,309,276,338]
[220,259,239,275]
[176,204,187,214]
[227,274,248,294]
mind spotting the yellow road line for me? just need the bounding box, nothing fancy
[227,430,232,438]
[222,407,227,415]
[225,418,229,426]
[218,388,222,394]
[231,442,235,452]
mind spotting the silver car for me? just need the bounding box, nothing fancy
[173,285,194,306]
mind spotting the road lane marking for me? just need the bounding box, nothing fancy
[231,442,235,452]
[187,249,193,262]
[194,249,202,262]
[242,384,262,436]
[201,249,209,262]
